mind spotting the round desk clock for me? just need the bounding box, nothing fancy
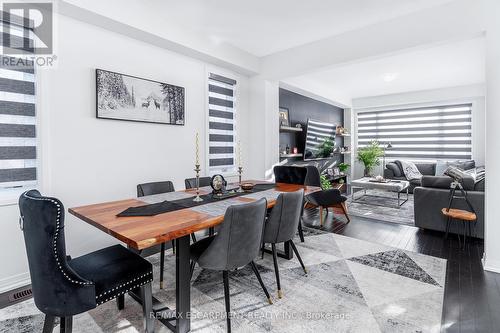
[210,174,227,196]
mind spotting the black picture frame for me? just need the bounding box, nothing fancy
[279,107,290,127]
[96,68,185,125]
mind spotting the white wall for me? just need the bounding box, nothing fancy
[483,0,500,273]
[351,84,486,178]
[0,14,253,292]
[248,76,280,180]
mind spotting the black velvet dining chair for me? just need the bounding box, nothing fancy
[304,165,350,226]
[19,190,154,333]
[137,180,196,289]
[185,176,211,189]
[189,198,271,333]
[273,165,308,185]
[262,190,307,298]
[273,165,307,242]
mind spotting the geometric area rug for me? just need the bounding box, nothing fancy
[346,189,415,226]
[0,232,446,333]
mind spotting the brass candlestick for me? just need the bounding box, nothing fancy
[193,164,203,202]
[237,166,244,192]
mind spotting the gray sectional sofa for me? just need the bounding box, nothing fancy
[384,160,485,238]
[384,161,436,194]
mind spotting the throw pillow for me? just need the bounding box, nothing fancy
[435,160,449,176]
[386,163,402,177]
[400,160,423,181]
[435,160,476,176]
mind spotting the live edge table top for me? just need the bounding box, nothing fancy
[68,181,320,251]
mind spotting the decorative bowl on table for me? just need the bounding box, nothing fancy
[369,175,389,183]
[241,183,254,192]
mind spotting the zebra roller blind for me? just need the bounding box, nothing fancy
[208,73,236,173]
[357,104,472,161]
[0,14,37,188]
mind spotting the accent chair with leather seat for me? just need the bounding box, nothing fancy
[189,198,271,333]
[262,190,307,298]
[304,165,350,226]
[19,190,154,333]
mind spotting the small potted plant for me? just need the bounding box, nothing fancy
[357,140,383,177]
[319,174,333,190]
[338,163,350,175]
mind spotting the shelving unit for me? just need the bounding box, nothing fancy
[280,153,302,158]
[280,125,303,133]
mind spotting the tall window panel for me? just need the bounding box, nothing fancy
[0,15,37,192]
[208,73,236,174]
[357,104,472,161]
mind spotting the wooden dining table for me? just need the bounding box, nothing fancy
[69,181,320,333]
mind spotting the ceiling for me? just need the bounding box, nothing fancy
[283,37,485,102]
[67,0,455,57]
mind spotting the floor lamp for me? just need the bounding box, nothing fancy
[382,142,393,174]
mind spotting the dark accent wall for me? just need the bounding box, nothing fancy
[279,88,344,169]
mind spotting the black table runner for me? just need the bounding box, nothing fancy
[117,183,276,217]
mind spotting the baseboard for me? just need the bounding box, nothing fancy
[0,272,31,294]
[483,258,500,274]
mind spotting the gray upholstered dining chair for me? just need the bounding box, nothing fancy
[137,180,196,289]
[273,165,308,242]
[262,190,307,298]
[19,190,154,333]
[189,198,271,333]
[185,176,211,189]
[304,165,350,226]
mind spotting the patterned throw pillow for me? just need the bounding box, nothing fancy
[400,160,423,181]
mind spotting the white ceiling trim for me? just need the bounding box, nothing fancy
[58,1,261,76]
[260,0,485,79]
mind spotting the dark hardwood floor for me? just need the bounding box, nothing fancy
[302,207,499,333]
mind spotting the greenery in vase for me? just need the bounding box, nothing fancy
[319,174,333,190]
[357,140,384,176]
[317,138,334,158]
[338,162,350,173]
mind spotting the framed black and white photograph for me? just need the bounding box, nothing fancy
[333,167,340,176]
[96,69,185,125]
[327,168,334,176]
[279,107,290,126]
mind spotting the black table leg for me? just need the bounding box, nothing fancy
[262,240,293,260]
[176,235,191,333]
[128,236,191,333]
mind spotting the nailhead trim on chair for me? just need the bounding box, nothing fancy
[96,277,153,305]
[96,272,154,298]
[23,193,93,286]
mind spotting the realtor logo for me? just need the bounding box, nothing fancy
[2,2,53,55]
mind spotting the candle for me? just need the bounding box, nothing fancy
[195,132,199,165]
[238,141,241,167]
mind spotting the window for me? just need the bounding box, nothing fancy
[357,104,472,161]
[0,13,37,194]
[207,73,237,174]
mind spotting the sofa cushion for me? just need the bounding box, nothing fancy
[415,163,436,176]
[421,175,475,191]
[410,179,422,186]
[435,160,476,176]
[386,163,402,177]
[435,160,449,176]
[475,179,485,192]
